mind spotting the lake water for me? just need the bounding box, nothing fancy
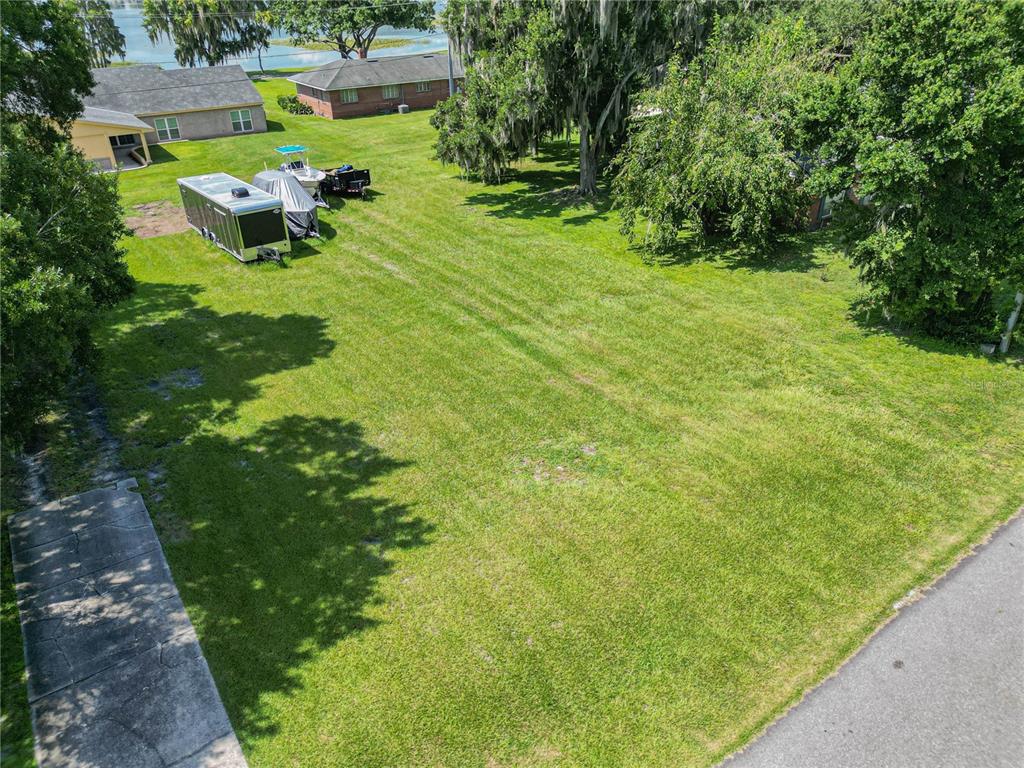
[112,6,449,71]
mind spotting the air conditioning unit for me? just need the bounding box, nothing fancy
[398,104,410,114]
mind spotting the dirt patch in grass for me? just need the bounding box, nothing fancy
[521,456,583,484]
[125,201,189,239]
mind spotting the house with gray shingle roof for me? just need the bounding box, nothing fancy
[73,64,266,171]
[288,53,463,119]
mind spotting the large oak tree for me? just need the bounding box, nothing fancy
[271,0,435,60]
[440,0,712,195]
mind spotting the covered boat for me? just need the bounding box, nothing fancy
[251,170,320,239]
[275,145,327,207]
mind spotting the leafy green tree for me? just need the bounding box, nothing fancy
[430,76,515,184]
[432,4,559,182]
[442,0,712,195]
[1,2,134,445]
[76,0,126,67]
[612,16,832,252]
[1,127,134,445]
[809,0,1024,337]
[270,0,435,59]
[143,0,270,67]
[0,0,95,143]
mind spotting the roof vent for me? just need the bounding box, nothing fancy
[231,187,249,198]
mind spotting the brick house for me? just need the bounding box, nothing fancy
[288,53,464,119]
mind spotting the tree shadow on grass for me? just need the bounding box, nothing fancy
[146,144,179,165]
[100,282,337,450]
[172,416,432,746]
[288,220,337,260]
[646,230,834,273]
[462,142,611,225]
[97,282,434,743]
[719,232,828,273]
[846,296,1024,364]
[466,180,612,225]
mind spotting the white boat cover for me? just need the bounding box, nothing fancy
[251,170,319,239]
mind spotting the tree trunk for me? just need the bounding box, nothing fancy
[358,48,369,58]
[578,124,598,196]
[257,47,265,73]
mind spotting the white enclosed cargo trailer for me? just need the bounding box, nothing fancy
[177,173,291,263]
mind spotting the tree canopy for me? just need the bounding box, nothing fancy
[0,0,95,143]
[807,0,1024,337]
[433,2,559,183]
[76,0,127,67]
[439,0,713,195]
[271,0,435,59]
[438,0,1021,340]
[612,14,839,252]
[1,1,134,445]
[143,0,270,67]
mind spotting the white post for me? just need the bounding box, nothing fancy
[999,291,1023,354]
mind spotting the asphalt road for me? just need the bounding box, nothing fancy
[722,513,1024,768]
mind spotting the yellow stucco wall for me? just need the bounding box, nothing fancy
[70,122,118,168]
[70,121,150,171]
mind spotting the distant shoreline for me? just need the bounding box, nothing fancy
[269,37,432,53]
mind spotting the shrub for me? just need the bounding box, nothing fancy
[277,94,313,115]
[807,0,1024,338]
[612,18,828,253]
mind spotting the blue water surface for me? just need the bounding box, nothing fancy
[112,4,449,71]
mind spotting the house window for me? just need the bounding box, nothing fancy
[154,116,180,141]
[230,108,253,133]
[109,133,137,148]
[339,88,358,104]
[415,81,430,93]
[382,84,400,100]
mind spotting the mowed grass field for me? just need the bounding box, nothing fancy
[93,77,1024,767]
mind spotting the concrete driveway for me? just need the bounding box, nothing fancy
[722,513,1024,768]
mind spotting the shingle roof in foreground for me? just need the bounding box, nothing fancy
[83,64,263,116]
[288,52,464,92]
[79,106,152,130]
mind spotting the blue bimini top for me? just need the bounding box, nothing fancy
[275,145,308,154]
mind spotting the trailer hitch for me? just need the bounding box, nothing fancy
[256,247,284,264]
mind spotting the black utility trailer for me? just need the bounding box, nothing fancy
[178,173,291,262]
[321,166,372,198]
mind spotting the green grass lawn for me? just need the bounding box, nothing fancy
[87,78,1024,766]
[2,459,35,768]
